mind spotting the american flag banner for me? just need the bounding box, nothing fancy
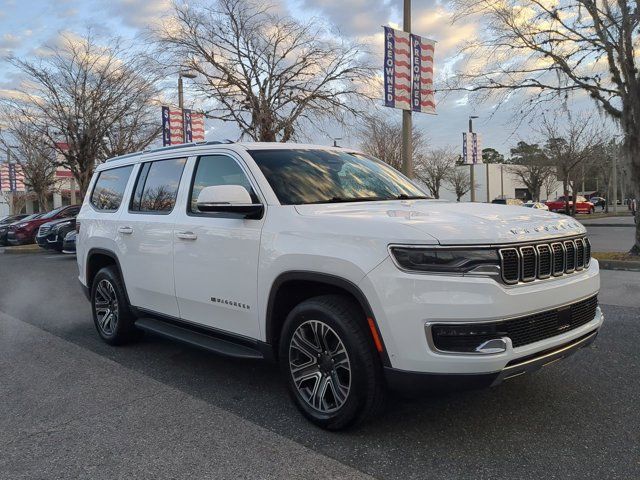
[410,34,436,114]
[0,162,26,192]
[383,27,411,111]
[162,107,205,146]
[191,112,205,142]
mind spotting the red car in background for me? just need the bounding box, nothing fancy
[545,195,595,214]
[6,205,81,246]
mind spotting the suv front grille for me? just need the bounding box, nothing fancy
[38,225,51,236]
[431,295,599,351]
[499,237,590,284]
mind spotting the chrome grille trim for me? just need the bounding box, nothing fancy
[519,246,537,282]
[536,244,552,279]
[499,236,590,284]
[499,248,520,285]
[564,240,576,273]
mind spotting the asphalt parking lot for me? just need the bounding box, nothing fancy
[1,251,639,479]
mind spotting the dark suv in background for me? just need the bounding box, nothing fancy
[36,216,77,252]
[7,205,80,245]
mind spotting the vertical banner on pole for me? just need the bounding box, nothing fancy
[169,108,185,145]
[162,106,171,146]
[183,109,193,143]
[191,113,206,142]
[462,132,483,164]
[383,27,395,109]
[410,34,436,114]
[383,27,411,111]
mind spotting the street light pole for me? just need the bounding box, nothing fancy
[178,71,197,143]
[401,0,413,178]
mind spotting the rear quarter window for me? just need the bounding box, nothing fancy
[90,165,134,211]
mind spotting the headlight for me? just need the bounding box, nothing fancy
[52,221,72,231]
[390,247,500,274]
[15,222,29,229]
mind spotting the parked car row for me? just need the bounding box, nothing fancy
[0,205,79,254]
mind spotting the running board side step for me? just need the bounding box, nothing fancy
[135,317,264,360]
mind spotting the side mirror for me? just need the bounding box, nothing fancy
[196,185,264,219]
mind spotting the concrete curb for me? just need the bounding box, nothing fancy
[597,260,640,272]
[0,244,43,255]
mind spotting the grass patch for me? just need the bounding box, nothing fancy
[593,252,640,262]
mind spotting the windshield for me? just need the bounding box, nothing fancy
[18,213,41,222]
[41,207,65,219]
[248,149,428,205]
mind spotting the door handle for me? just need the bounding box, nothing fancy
[176,231,197,240]
[118,226,133,235]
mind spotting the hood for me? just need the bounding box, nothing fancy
[294,200,586,245]
[42,217,76,228]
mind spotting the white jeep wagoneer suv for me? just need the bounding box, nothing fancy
[77,142,603,429]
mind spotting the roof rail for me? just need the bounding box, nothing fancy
[105,140,234,163]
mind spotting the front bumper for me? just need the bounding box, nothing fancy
[7,231,31,245]
[384,327,599,393]
[361,256,602,374]
[36,232,63,250]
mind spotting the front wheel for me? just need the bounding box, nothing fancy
[91,266,140,345]
[279,295,386,430]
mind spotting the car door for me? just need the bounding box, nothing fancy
[173,153,265,339]
[117,157,187,317]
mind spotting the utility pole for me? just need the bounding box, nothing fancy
[401,0,413,178]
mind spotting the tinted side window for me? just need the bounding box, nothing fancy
[90,165,134,211]
[130,158,186,213]
[189,155,258,213]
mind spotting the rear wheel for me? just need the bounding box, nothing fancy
[279,295,386,430]
[91,266,140,345]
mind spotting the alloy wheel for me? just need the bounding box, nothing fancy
[288,320,351,413]
[94,279,119,336]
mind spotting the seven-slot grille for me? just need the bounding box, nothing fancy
[499,237,590,284]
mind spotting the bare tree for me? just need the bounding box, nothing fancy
[448,167,473,201]
[507,141,555,202]
[359,114,426,171]
[414,147,457,199]
[1,116,59,211]
[450,0,640,253]
[154,0,373,142]
[541,116,601,215]
[4,32,161,196]
[592,140,621,213]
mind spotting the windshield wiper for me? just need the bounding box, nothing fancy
[309,196,386,204]
[395,194,430,200]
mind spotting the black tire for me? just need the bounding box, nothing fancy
[279,294,386,430]
[91,266,140,345]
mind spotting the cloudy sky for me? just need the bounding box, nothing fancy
[0,0,607,156]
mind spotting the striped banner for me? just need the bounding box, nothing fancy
[410,34,436,114]
[383,27,411,111]
[162,107,206,146]
[0,162,26,192]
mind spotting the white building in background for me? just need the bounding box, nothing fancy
[437,163,563,203]
[0,142,81,216]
